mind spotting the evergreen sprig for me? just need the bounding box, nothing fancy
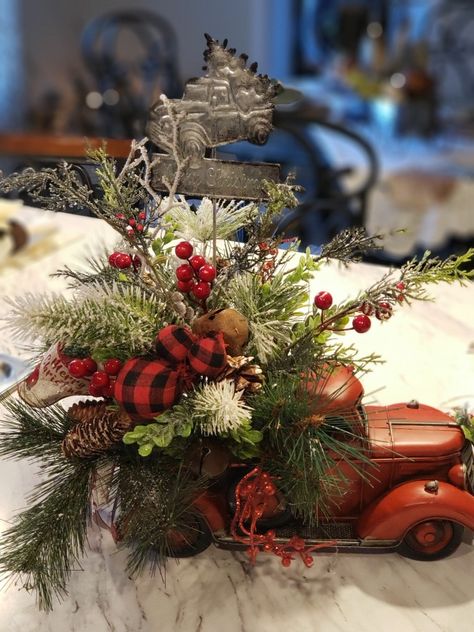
[0,400,72,461]
[251,371,374,523]
[115,459,208,576]
[224,271,309,363]
[6,283,168,359]
[0,399,100,610]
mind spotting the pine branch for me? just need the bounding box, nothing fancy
[0,399,73,461]
[6,284,168,359]
[166,196,258,242]
[0,400,100,611]
[223,272,308,363]
[251,371,374,523]
[115,458,208,576]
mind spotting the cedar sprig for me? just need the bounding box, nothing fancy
[316,227,384,264]
[0,163,100,214]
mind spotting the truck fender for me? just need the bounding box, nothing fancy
[193,491,228,533]
[357,480,474,540]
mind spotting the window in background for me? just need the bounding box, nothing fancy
[0,0,24,130]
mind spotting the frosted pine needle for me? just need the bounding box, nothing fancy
[163,196,257,241]
[193,381,252,435]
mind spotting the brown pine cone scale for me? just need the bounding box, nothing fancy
[62,401,134,459]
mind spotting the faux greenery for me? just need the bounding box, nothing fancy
[0,104,473,611]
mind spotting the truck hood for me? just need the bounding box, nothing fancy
[366,402,464,459]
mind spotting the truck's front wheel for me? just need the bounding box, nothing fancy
[397,520,464,561]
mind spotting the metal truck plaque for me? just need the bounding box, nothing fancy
[147,34,281,200]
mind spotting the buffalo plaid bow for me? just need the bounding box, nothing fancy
[114,325,228,420]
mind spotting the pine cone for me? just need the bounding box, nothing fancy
[217,355,264,394]
[62,401,134,459]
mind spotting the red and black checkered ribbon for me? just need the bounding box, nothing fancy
[155,325,196,364]
[114,326,228,420]
[188,331,227,378]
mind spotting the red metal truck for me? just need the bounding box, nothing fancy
[168,368,474,562]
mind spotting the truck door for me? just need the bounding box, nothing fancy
[210,84,241,143]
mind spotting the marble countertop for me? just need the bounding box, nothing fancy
[1,208,474,632]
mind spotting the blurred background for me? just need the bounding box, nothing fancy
[1,0,474,264]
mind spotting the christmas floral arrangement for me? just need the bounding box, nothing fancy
[0,36,473,610]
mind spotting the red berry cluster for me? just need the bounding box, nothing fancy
[174,241,216,301]
[108,252,141,271]
[115,210,146,237]
[258,242,278,281]
[67,357,122,398]
[313,288,400,334]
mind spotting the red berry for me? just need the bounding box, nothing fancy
[102,381,116,398]
[376,301,392,321]
[189,255,206,271]
[138,211,146,220]
[68,359,87,378]
[83,357,97,375]
[177,279,195,292]
[258,242,269,251]
[396,281,406,303]
[132,255,142,271]
[281,557,292,567]
[103,358,122,376]
[115,254,132,269]
[91,371,110,388]
[115,213,125,220]
[108,252,120,267]
[88,383,104,397]
[175,241,194,259]
[353,314,371,333]
[176,264,194,282]
[360,301,374,316]
[136,223,144,232]
[304,555,314,567]
[192,281,211,300]
[262,260,274,272]
[128,218,136,227]
[314,291,333,310]
[198,264,216,282]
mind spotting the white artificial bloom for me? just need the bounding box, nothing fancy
[162,195,258,242]
[193,381,252,435]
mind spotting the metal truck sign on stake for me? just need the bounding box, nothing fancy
[148,34,281,200]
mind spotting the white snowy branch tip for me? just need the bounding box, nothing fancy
[163,196,258,242]
[193,381,252,435]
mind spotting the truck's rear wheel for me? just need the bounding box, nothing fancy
[397,520,463,561]
[180,125,207,166]
[166,512,213,558]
